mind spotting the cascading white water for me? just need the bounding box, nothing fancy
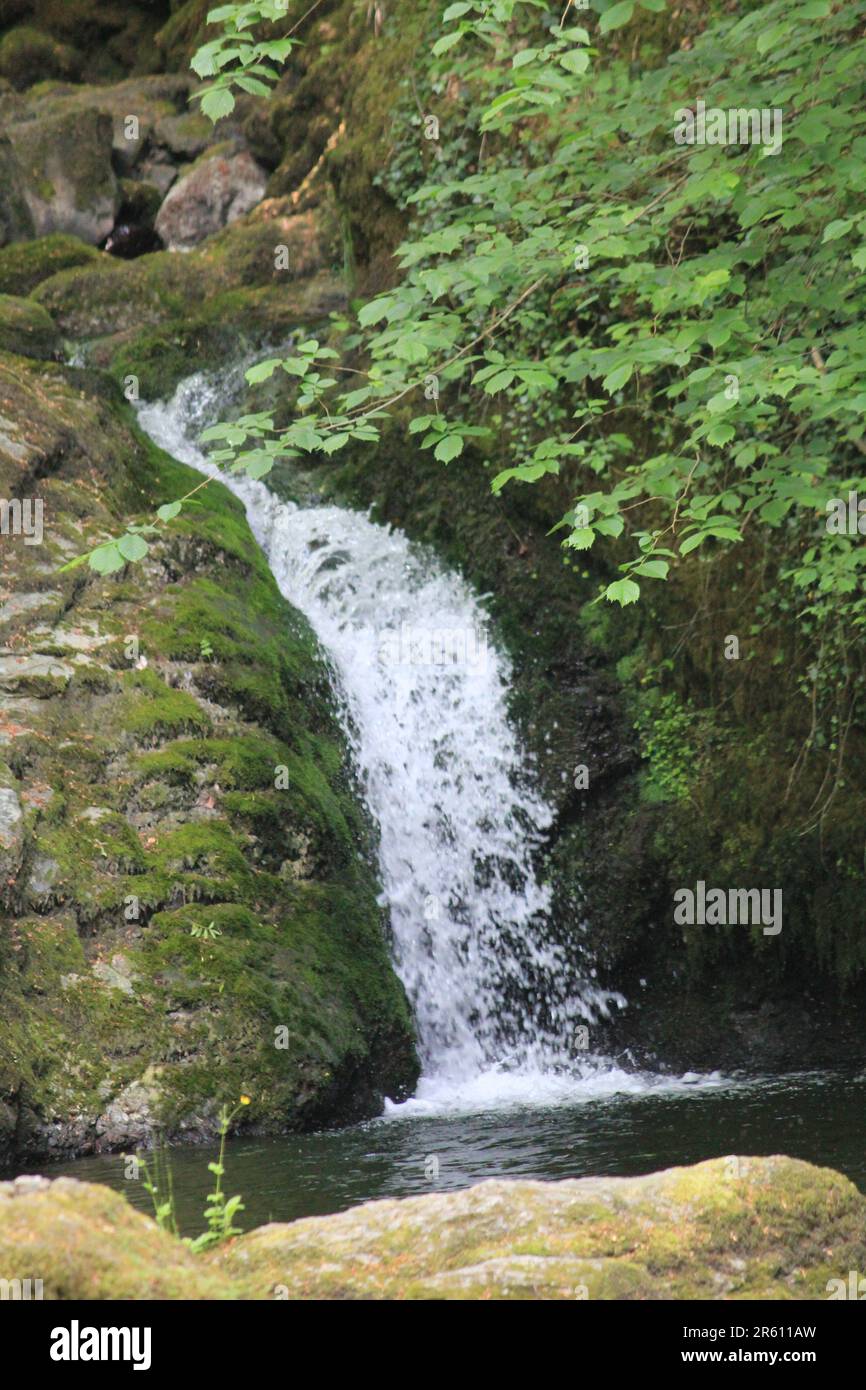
[138,367,638,1114]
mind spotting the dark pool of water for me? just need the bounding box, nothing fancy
[16,1069,866,1239]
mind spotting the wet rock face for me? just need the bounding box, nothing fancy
[0,1156,862,1300]
[0,352,418,1162]
[154,151,269,251]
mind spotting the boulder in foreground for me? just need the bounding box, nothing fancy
[1,1156,863,1300]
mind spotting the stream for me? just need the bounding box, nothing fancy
[27,364,866,1229]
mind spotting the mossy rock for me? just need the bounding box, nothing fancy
[0,1176,234,1299]
[1,1156,863,1300]
[214,1155,866,1300]
[2,2,170,84]
[0,350,417,1161]
[0,233,100,296]
[28,200,342,398]
[0,134,34,246]
[0,294,61,360]
[6,106,119,244]
[0,26,83,91]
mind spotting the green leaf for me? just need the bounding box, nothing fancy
[89,543,125,575]
[706,422,735,446]
[434,434,464,463]
[822,219,853,243]
[57,552,89,573]
[757,22,790,55]
[321,433,351,455]
[559,50,589,76]
[679,532,706,556]
[634,559,669,579]
[595,515,625,538]
[235,74,272,97]
[602,361,633,394]
[245,359,282,384]
[599,2,635,34]
[604,577,640,605]
[157,502,183,523]
[432,30,463,55]
[200,86,235,122]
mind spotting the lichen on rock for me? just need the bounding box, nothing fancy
[0,1156,861,1300]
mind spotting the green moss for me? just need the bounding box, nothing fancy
[0,1178,235,1300]
[0,294,61,361]
[0,234,99,297]
[119,668,212,743]
[0,358,419,1156]
[0,26,83,89]
[134,736,284,791]
[631,687,700,805]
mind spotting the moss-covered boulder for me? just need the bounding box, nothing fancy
[0,2,170,86]
[0,26,84,91]
[5,107,119,245]
[31,202,341,398]
[0,233,100,296]
[1,1156,862,1300]
[218,1154,866,1300]
[0,134,34,246]
[0,1175,233,1299]
[0,350,417,1163]
[0,294,61,360]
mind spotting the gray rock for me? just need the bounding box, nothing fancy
[0,591,62,625]
[26,853,59,898]
[0,133,34,245]
[0,653,73,696]
[92,953,136,997]
[6,108,119,245]
[136,154,178,198]
[155,151,267,252]
[0,783,24,879]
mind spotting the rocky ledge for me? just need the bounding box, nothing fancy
[0,1155,862,1300]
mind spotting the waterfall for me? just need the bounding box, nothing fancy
[138,367,628,1114]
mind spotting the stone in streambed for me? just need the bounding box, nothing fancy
[155,151,268,251]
